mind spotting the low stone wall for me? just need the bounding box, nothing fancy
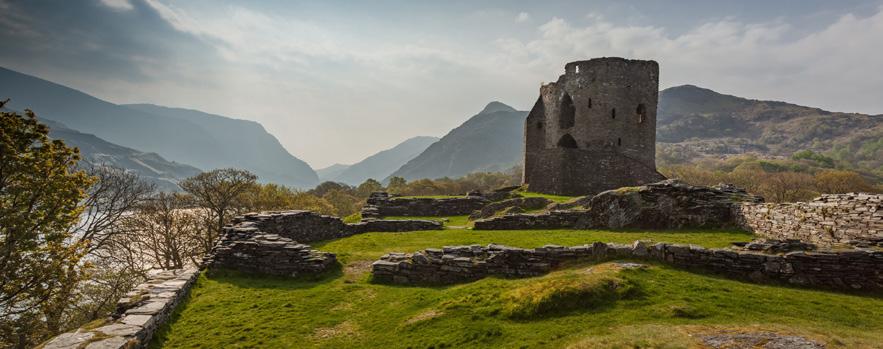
[235,210,441,243]
[738,193,882,246]
[473,180,762,230]
[372,241,883,291]
[43,268,199,349]
[473,211,587,230]
[350,218,442,233]
[361,192,490,218]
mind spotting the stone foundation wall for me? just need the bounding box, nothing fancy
[738,193,882,246]
[361,192,490,218]
[235,210,441,243]
[372,241,882,291]
[43,268,200,349]
[473,211,587,230]
[205,228,337,277]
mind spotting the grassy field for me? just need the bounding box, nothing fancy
[149,227,882,348]
[382,215,471,228]
[517,191,576,203]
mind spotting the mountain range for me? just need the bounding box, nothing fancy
[320,136,439,185]
[3,66,880,190]
[0,67,318,188]
[386,102,526,181]
[43,119,201,191]
[656,85,882,171]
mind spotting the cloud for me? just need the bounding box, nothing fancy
[494,7,883,114]
[100,0,134,11]
[516,12,530,23]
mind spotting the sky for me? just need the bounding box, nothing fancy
[2,0,883,169]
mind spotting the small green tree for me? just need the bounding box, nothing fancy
[356,178,383,197]
[180,168,257,239]
[0,101,94,348]
[386,176,407,194]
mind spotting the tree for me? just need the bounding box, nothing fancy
[180,168,257,239]
[814,170,876,194]
[356,178,383,197]
[120,193,203,269]
[0,102,94,348]
[41,167,154,336]
[386,176,407,194]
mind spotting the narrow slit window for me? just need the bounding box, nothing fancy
[611,108,616,119]
[636,103,646,124]
[617,138,622,146]
[559,93,575,129]
[588,98,592,109]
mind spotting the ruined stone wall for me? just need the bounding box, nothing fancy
[43,268,200,349]
[235,210,441,243]
[372,241,883,291]
[205,227,337,277]
[473,210,587,230]
[361,192,489,218]
[524,57,666,196]
[738,193,882,246]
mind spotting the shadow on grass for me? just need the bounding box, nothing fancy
[206,262,345,290]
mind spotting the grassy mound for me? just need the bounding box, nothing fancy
[502,264,639,319]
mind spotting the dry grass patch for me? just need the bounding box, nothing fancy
[312,321,359,340]
[404,310,444,325]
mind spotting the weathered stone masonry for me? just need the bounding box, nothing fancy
[738,193,882,246]
[523,58,666,196]
[43,268,199,349]
[361,192,490,218]
[372,241,883,291]
[204,211,442,277]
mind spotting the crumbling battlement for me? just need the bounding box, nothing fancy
[523,57,666,196]
[372,241,883,291]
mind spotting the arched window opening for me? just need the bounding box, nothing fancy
[557,134,578,149]
[559,93,575,129]
[611,108,616,119]
[636,103,646,124]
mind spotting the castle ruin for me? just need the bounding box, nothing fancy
[523,57,666,196]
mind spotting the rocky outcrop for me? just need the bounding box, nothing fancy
[584,180,763,229]
[372,241,883,291]
[473,180,762,230]
[361,192,490,218]
[738,193,882,246]
[43,268,199,349]
[468,197,552,220]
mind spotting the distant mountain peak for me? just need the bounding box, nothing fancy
[480,101,516,114]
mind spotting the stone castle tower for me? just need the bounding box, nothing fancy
[523,57,666,196]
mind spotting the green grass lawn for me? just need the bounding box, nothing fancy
[381,216,471,228]
[150,228,883,348]
[518,191,576,203]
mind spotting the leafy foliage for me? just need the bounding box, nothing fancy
[0,102,94,348]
